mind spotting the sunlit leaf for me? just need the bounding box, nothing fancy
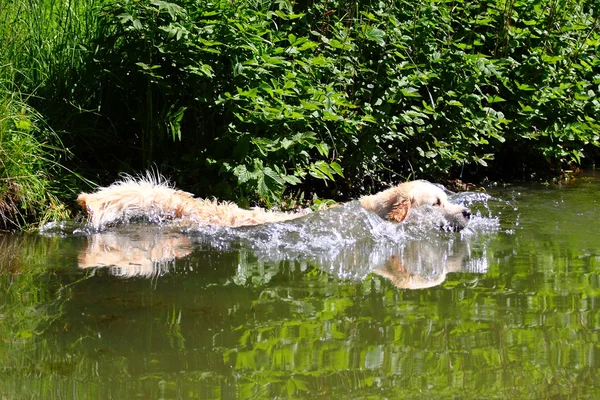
[365,27,386,46]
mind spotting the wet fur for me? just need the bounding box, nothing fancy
[77,173,470,230]
[359,180,471,230]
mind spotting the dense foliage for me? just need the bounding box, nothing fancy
[0,0,97,229]
[0,0,599,226]
[79,0,600,203]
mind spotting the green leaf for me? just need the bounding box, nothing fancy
[315,142,330,157]
[328,39,353,51]
[132,19,143,30]
[322,110,341,121]
[400,87,421,98]
[199,64,214,77]
[541,54,562,64]
[257,166,285,203]
[515,81,536,91]
[309,161,342,181]
[365,27,386,46]
[282,174,302,185]
[292,377,309,391]
[166,105,186,141]
[263,166,285,186]
[362,114,377,123]
[300,100,321,111]
[14,118,32,131]
[297,40,320,51]
[150,0,186,20]
[274,10,305,20]
[234,165,254,183]
[487,95,505,103]
[159,24,189,40]
[475,157,488,166]
[329,162,344,177]
[518,102,536,113]
[117,13,134,25]
[308,55,333,66]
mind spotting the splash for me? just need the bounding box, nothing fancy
[42,189,504,287]
[179,193,502,284]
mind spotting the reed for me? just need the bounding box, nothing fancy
[0,87,70,230]
[0,0,101,229]
[0,0,100,93]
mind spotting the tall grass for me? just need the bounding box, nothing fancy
[0,87,70,230]
[0,0,100,94]
[0,0,100,229]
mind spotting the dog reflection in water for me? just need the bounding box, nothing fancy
[372,241,469,290]
[78,230,193,278]
[78,230,478,289]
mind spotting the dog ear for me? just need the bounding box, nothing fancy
[387,198,411,222]
[77,193,88,210]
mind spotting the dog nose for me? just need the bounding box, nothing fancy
[462,209,472,219]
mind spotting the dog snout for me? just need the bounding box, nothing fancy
[462,208,472,220]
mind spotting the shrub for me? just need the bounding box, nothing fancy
[85,0,599,205]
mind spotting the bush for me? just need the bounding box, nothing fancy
[83,0,599,205]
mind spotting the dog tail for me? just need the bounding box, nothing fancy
[77,172,199,229]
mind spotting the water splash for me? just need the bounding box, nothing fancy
[183,194,502,284]
[42,190,504,287]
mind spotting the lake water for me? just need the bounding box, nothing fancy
[1,172,599,399]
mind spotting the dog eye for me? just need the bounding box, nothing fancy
[433,199,441,206]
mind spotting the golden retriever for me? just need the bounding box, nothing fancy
[77,173,471,230]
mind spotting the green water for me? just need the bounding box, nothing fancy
[1,173,599,399]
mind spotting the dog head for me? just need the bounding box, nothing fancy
[403,180,471,231]
[359,180,471,231]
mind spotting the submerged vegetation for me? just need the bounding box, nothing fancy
[0,0,599,228]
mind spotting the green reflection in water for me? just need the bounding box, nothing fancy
[1,174,600,399]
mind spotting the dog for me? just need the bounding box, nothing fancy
[77,173,471,230]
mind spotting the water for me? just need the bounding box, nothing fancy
[1,173,599,398]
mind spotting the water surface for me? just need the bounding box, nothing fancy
[1,174,599,398]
